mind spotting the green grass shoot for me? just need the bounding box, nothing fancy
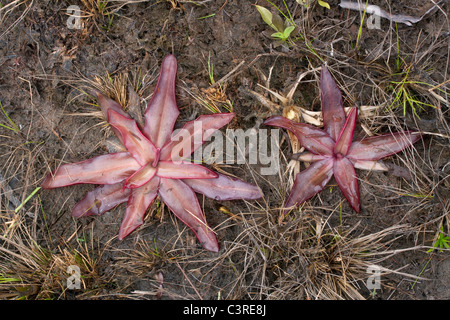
[198,13,216,20]
[207,51,215,85]
[0,100,20,133]
[387,67,437,118]
[355,0,369,48]
[0,274,22,284]
[15,187,41,213]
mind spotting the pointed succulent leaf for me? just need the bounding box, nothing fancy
[320,65,346,141]
[183,173,263,201]
[334,156,361,212]
[124,162,157,189]
[159,178,219,252]
[156,161,218,179]
[143,54,180,148]
[284,158,334,212]
[334,107,357,156]
[97,92,130,120]
[72,183,131,218]
[118,177,160,240]
[264,116,335,155]
[346,131,421,161]
[160,113,235,161]
[96,92,130,144]
[108,109,158,167]
[41,152,140,188]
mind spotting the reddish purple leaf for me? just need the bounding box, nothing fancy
[347,131,421,161]
[156,161,218,179]
[96,92,131,144]
[41,152,140,188]
[284,158,334,212]
[320,65,346,141]
[108,109,158,167]
[97,92,130,120]
[160,113,235,161]
[183,173,263,201]
[72,183,131,218]
[143,54,180,148]
[159,178,219,252]
[264,116,335,156]
[124,162,157,189]
[333,156,360,212]
[334,107,357,156]
[118,177,160,240]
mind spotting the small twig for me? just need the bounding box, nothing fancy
[209,60,245,89]
[339,0,444,26]
[209,53,287,89]
[428,78,450,92]
[175,261,203,300]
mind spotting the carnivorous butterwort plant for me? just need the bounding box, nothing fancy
[264,65,421,214]
[42,55,262,252]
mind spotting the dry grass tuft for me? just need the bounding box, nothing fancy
[0,213,110,299]
[211,204,423,300]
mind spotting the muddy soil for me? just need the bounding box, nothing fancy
[0,0,449,300]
